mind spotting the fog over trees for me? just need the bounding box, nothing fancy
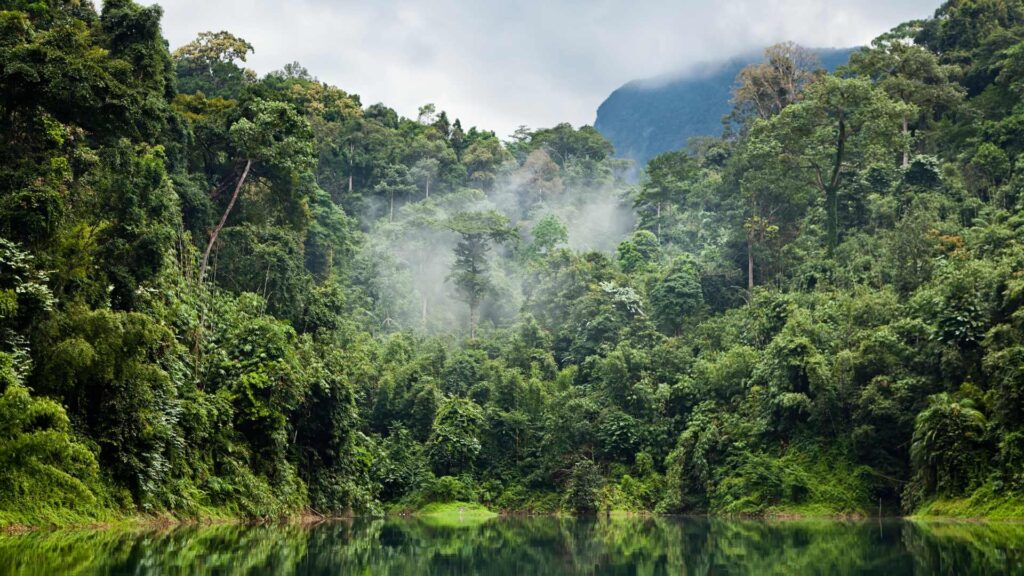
[1,0,1023,525]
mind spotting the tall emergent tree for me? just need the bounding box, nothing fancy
[727,42,822,132]
[446,211,515,339]
[750,76,912,252]
[198,99,314,283]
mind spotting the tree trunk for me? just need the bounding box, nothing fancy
[656,203,662,238]
[825,184,839,254]
[200,159,252,283]
[389,193,395,222]
[425,180,430,199]
[469,301,477,340]
[825,115,846,254]
[902,115,910,168]
[348,144,354,193]
[747,232,755,291]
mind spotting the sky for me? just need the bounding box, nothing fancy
[150,0,940,138]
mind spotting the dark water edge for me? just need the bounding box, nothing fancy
[0,515,1022,575]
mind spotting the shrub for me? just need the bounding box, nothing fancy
[563,459,603,514]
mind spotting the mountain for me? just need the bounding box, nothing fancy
[594,48,857,174]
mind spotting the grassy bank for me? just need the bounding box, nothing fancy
[0,506,328,535]
[911,484,1024,521]
[6,495,1024,534]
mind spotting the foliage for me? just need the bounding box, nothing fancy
[2,0,1024,528]
[563,459,603,514]
[426,396,484,476]
[0,355,107,526]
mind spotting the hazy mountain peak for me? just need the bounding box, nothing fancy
[595,47,857,174]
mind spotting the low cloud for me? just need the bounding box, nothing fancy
[151,0,938,137]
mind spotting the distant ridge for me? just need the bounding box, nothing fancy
[594,47,857,174]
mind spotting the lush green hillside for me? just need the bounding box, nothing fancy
[1,0,1023,528]
[594,48,854,174]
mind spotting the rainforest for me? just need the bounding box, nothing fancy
[1,0,1024,535]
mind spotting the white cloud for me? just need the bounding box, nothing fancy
[150,0,939,137]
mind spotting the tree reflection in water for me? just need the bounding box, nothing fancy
[0,516,1021,575]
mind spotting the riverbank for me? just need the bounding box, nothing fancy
[0,508,342,536]
[911,491,1024,522]
[5,500,1024,535]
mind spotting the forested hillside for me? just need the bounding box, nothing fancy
[1,0,1023,526]
[594,47,854,173]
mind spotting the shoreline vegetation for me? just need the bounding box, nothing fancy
[3,0,1024,534]
[4,502,1023,536]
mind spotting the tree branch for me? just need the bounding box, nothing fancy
[199,158,252,284]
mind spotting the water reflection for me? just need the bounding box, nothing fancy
[0,516,1021,575]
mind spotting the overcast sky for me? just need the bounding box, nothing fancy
[150,0,939,138]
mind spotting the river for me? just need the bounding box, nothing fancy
[0,516,1021,574]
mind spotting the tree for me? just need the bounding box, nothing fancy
[743,216,779,291]
[847,23,964,166]
[967,142,1011,201]
[915,0,1024,95]
[509,149,564,216]
[173,31,255,98]
[417,103,437,125]
[0,238,55,339]
[525,214,568,263]
[906,393,989,509]
[93,142,178,310]
[528,123,613,167]
[756,76,912,252]
[174,30,254,68]
[409,157,440,199]
[732,120,811,289]
[426,396,484,476]
[616,230,661,274]
[445,211,516,339]
[373,164,417,222]
[650,255,704,335]
[293,341,364,513]
[205,294,309,492]
[199,98,315,283]
[33,306,181,506]
[0,0,176,251]
[728,42,821,132]
[563,458,603,513]
[635,150,699,238]
[463,135,509,189]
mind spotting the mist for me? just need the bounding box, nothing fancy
[360,144,636,336]
[151,1,938,138]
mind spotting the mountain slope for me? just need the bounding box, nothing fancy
[594,48,856,172]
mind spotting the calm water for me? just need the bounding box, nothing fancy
[0,516,1022,575]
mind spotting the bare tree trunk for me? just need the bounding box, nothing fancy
[200,159,251,283]
[425,180,430,199]
[389,193,395,222]
[469,301,477,340]
[348,144,354,193]
[656,203,662,237]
